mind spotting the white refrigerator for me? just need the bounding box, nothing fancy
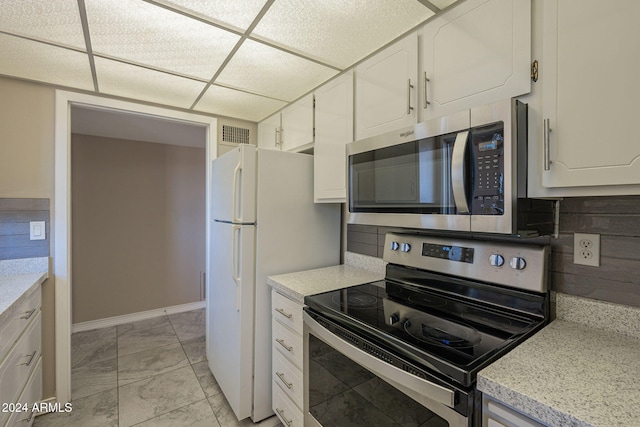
[207,145,340,422]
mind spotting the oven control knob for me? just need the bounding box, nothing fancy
[510,257,527,270]
[388,313,400,325]
[489,254,505,267]
[390,241,400,251]
[401,243,411,253]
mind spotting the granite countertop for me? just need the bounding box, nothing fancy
[0,272,48,323]
[267,264,384,304]
[478,318,640,427]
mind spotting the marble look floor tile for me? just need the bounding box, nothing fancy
[117,325,179,357]
[192,361,222,398]
[182,336,206,364]
[118,342,189,386]
[118,365,205,427]
[134,399,220,427]
[71,327,117,368]
[208,392,243,427]
[71,356,117,400]
[169,309,205,342]
[33,388,117,427]
[116,315,171,337]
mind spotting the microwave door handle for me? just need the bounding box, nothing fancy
[451,131,470,214]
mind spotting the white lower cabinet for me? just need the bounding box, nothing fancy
[482,395,546,427]
[0,286,42,427]
[271,290,304,427]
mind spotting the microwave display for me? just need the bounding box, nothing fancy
[471,122,505,216]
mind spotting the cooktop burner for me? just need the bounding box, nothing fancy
[331,292,378,309]
[404,315,482,349]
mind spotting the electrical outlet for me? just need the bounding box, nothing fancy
[573,233,600,267]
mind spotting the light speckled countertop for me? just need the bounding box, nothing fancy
[478,316,640,427]
[267,264,384,304]
[0,272,48,324]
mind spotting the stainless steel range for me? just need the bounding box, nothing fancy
[303,233,549,427]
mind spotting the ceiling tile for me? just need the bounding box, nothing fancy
[94,57,206,109]
[0,33,94,90]
[430,0,460,10]
[85,0,241,80]
[251,0,434,69]
[196,85,287,122]
[216,39,338,102]
[151,0,270,33]
[0,0,86,49]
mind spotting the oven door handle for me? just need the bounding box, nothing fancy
[303,312,456,409]
[451,130,470,214]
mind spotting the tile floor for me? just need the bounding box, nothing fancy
[33,309,283,427]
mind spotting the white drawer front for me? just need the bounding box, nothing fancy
[273,380,303,427]
[0,311,41,425]
[271,291,303,335]
[5,357,42,427]
[272,350,303,410]
[272,320,303,370]
[0,288,41,364]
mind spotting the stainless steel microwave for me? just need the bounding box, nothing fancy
[347,98,554,236]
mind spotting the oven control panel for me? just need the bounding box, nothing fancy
[384,233,548,293]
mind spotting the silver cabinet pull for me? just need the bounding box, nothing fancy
[274,307,292,319]
[20,412,35,423]
[424,72,431,109]
[276,338,292,352]
[274,127,279,148]
[407,79,414,115]
[17,350,37,367]
[543,118,552,171]
[276,371,293,389]
[275,408,293,427]
[21,308,36,320]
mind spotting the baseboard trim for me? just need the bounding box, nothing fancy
[72,301,206,333]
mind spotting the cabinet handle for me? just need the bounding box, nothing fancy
[17,350,37,367]
[21,308,36,320]
[424,72,431,109]
[543,118,552,171]
[275,128,280,148]
[407,79,414,115]
[276,371,293,389]
[275,307,292,319]
[20,411,35,423]
[276,338,293,352]
[276,408,293,427]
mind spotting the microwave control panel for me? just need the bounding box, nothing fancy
[471,123,504,216]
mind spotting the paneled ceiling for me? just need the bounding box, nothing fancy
[0,0,459,122]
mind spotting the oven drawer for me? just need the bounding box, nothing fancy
[273,350,303,409]
[272,291,303,335]
[272,319,303,370]
[273,380,303,427]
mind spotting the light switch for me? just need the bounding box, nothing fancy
[30,221,46,241]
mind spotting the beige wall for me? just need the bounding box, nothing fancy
[0,77,56,398]
[71,134,205,322]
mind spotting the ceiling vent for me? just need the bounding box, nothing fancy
[222,124,251,145]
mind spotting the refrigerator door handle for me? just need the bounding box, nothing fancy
[231,224,241,311]
[232,161,242,223]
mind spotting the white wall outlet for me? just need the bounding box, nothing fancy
[29,221,46,241]
[573,233,600,267]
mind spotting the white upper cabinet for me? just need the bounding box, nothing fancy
[314,71,354,203]
[541,0,640,189]
[355,33,418,140]
[281,94,315,152]
[258,112,282,150]
[420,0,531,121]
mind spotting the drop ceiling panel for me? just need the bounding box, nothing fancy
[151,0,270,33]
[94,57,206,108]
[0,0,86,49]
[251,0,434,69]
[217,39,338,102]
[196,85,287,122]
[85,0,241,80]
[0,33,94,90]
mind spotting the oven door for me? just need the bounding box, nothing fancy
[303,311,470,427]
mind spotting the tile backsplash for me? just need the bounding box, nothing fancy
[0,198,50,260]
[347,196,640,308]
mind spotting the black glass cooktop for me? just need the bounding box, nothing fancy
[304,279,546,387]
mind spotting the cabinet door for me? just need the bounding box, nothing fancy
[542,0,640,188]
[314,71,354,203]
[258,113,281,150]
[355,33,418,140]
[421,0,531,121]
[281,94,314,152]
